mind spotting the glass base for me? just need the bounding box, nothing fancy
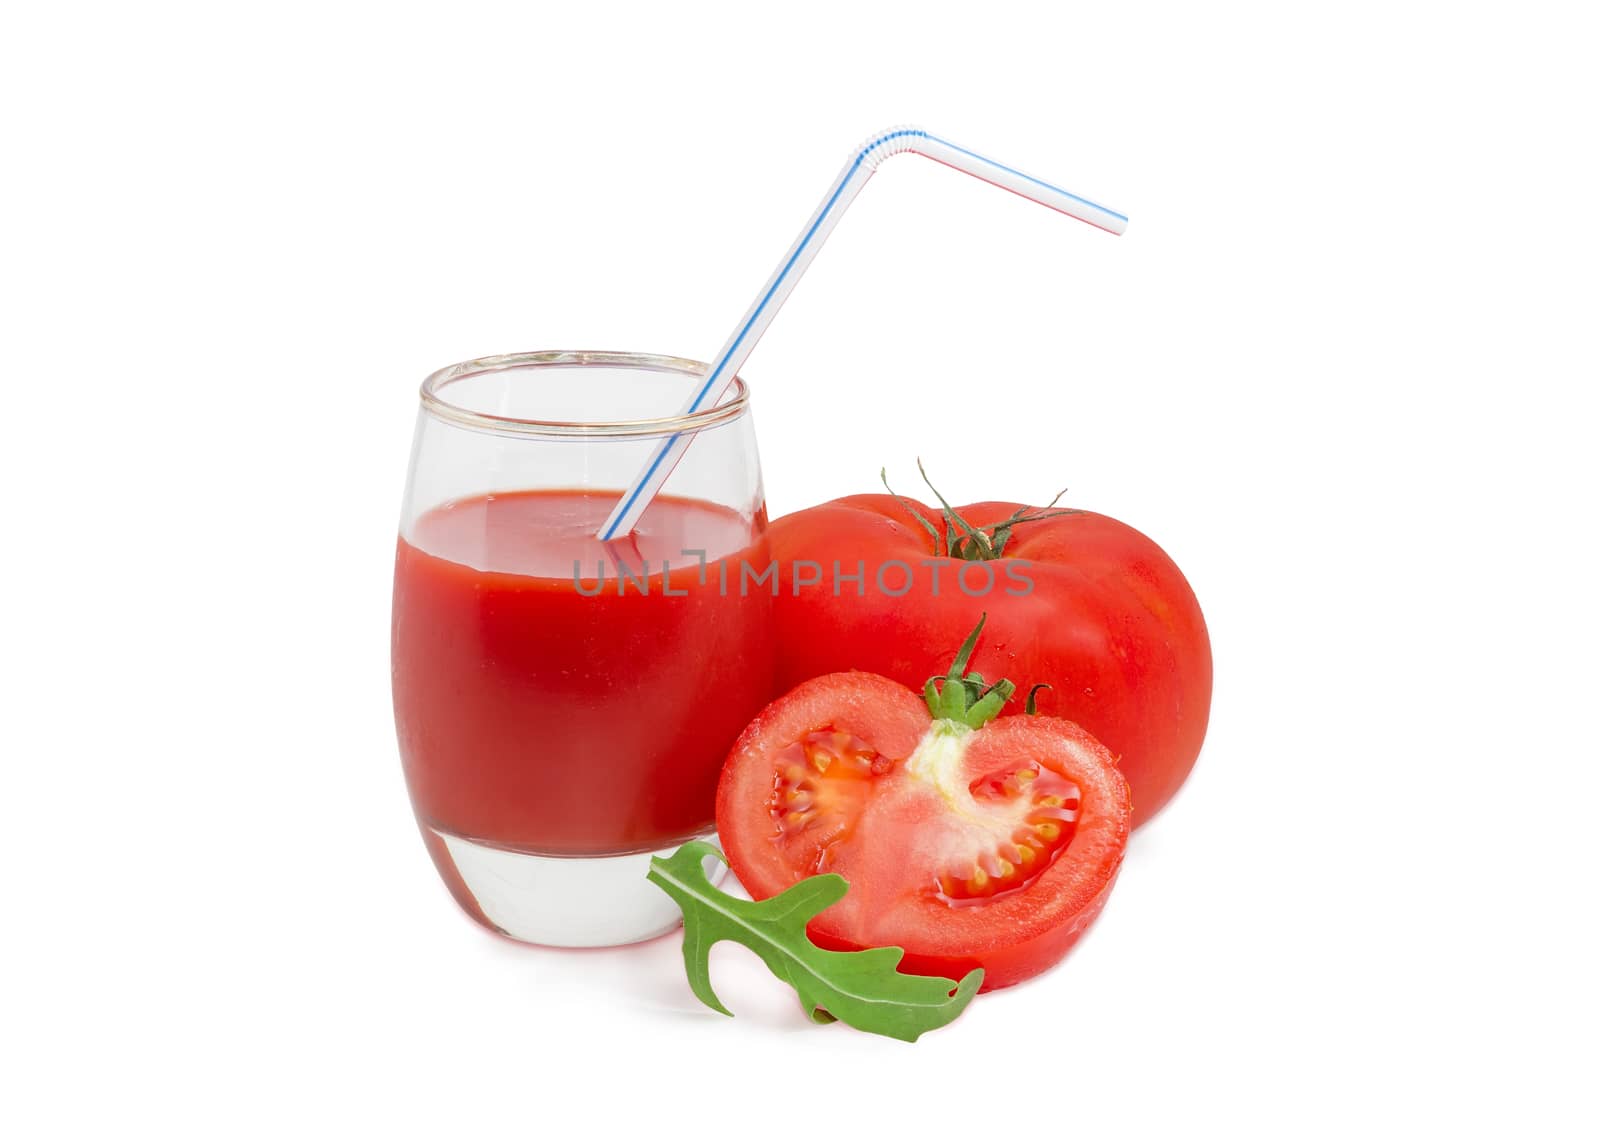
[430,827,727,948]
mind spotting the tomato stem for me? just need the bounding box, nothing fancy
[923,614,1019,730]
[882,461,1084,561]
[880,467,943,554]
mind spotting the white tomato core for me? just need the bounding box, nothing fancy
[774,717,1083,905]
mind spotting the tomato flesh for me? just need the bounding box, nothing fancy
[716,671,1132,990]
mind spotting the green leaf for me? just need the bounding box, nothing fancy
[646,841,983,1042]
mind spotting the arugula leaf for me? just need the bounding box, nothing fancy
[647,841,982,1042]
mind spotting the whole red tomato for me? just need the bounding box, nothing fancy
[767,483,1211,826]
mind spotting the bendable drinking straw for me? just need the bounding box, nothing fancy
[598,125,1127,541]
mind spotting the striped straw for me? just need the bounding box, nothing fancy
[598,125,1126,540]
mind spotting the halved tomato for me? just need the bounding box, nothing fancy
[716,620,1132,990]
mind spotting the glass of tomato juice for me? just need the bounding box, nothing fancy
[391,351,774,946]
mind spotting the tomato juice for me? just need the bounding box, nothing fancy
[392,489,775,856]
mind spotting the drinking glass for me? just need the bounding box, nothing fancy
[392,351,774,946]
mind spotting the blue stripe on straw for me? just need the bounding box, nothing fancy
[687,128,925,413]
[603,129,1121,539]
[603,441,670,537]
[602,128,924,539]
[924,133,1128,224]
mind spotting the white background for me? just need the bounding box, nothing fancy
[4,1,1596,1142]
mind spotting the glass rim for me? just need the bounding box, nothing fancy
[419,350,750,439]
